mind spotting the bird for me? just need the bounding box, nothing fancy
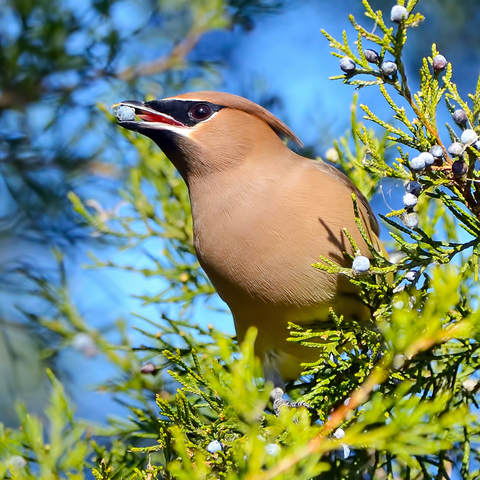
[114,91,384,413]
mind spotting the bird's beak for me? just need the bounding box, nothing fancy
[112,100,185,131]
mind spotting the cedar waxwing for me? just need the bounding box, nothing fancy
[115,91,383,412]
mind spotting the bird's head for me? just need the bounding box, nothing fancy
[114,91,302,181]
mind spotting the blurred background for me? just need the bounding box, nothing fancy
[1,0,479,427]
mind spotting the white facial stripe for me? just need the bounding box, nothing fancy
[144,123,193,138]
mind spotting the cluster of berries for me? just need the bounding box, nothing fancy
[406,108,478,222]
[402,181,421,229]
[409,112,478,176]
[340,49,397,77]
[340,5,478,281]
[446,114,478,179]
[401,181,420,282]
[340,5,412,77]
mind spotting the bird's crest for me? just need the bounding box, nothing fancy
[169,91,303,147]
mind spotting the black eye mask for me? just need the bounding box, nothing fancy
[144,99,224,127]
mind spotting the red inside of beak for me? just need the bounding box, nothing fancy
[137,112,184,127]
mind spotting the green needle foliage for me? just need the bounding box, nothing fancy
[0,370,92,479]
[3,1,480,479]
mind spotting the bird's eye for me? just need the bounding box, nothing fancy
[189,103,213,121]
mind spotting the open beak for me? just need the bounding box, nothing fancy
[112,100,185,129]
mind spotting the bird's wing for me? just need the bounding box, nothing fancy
[311,159,380,237]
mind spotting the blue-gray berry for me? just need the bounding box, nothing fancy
[116,105,136,121]
[429,145,444,159]
[381,61,397,75]
[265,444,281,456]
[448,142,464,157]
[452,160,468,178]
[474,140,480,151]
[405,181,421,196]
[403,212,419,229]
[8,456,27,469]
[364,49,379,63]
[461,129,478,145]
[453,109,468,126]
[432,55,447,72]
[403,193,418,208]
[391,5,408,23]
[405,270,418,282]
[418,151,435,166]
[340,57,356,73]
[332,443,351,459]
[352,256,370,273]
[207,440,223,453]
[409,156,425,171]
[72,333,98,357]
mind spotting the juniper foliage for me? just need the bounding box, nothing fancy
[2,1,480,479]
